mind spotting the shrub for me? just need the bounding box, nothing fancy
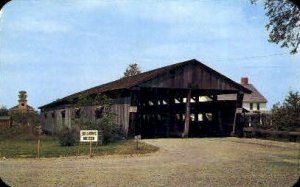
[58,127,78,146]
[80,118,122,144]
[10,111,40,126]
[271,91,300,131]
[98,117,123,144]
[0,124,40,141]
[71,93,123,144]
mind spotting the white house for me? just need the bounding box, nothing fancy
[218,77,267,112]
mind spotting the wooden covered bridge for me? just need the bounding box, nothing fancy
[39,59,251,138]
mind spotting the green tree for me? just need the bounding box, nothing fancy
[123,63,141,77]
[71,94,122,144]
[271,91,300,131]
[252,0,300,54]
[10,111,40,126]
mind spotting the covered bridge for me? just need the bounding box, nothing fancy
[39,59,251,138]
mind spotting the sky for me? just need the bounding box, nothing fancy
[0,0,299,110]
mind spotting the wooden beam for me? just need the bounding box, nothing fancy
[212,94,218,135]
[232,92,244,136]
[182,89,192,137]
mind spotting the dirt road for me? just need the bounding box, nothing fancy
[1,138,299,187]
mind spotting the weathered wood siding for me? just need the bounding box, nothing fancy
[41,108,72,134]
[111,97,131,137]
[41,97,131,136]
[140,63,239,91]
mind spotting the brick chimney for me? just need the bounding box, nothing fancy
[241,77,249,85]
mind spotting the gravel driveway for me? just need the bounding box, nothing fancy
[0,138,299,187]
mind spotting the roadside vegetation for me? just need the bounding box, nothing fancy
[0,126,158,159]
[271,90,300,131]
[243,90,300,141]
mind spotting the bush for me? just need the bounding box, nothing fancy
[80,118,122,144]
[72,93,123,144]
[58,127,78,146]
[0,124,40,141]
[10,111,40,126]
[98,117,123,144]
[271,91,300,131]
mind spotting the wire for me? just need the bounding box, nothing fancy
[203,52,290,62]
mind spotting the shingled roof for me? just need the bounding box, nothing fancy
[39,59,251,109]
[218,84,267,103]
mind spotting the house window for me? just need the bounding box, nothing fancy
[95,106,103,119]
[52,112,55,118]
[257,103,260,111]
[44,113,47,119]
[61,110,65,118]
[250,103,253,110]
[75,108,81,118]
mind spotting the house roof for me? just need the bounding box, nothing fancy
[218,84,267,103]
[39,59,251,109]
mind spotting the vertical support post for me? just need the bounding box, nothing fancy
[236,92,244,108]
[37,138,40,159]
[232,92,244,136]
[137,89,142,137]
[182,89,192,138]
[130,88,141,137]
[194,95,199,127]
[89,141,92,158]
[212,94,218,135]
[136,138,139,150]
[166,92,174,138]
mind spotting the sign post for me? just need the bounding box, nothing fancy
[134,135,141,150]
[37,138,40,159]
[80,130,98,157]
[89,141,92,157]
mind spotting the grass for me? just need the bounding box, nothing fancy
[0,135,159,158]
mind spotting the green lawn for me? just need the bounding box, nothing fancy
[0,135,158,158]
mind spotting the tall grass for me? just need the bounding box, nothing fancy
[0,126,158,158]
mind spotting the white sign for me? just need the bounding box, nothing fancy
[80,130,98,142]
[134,135,141,140]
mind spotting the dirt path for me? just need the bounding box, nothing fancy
[1,138,299,187]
